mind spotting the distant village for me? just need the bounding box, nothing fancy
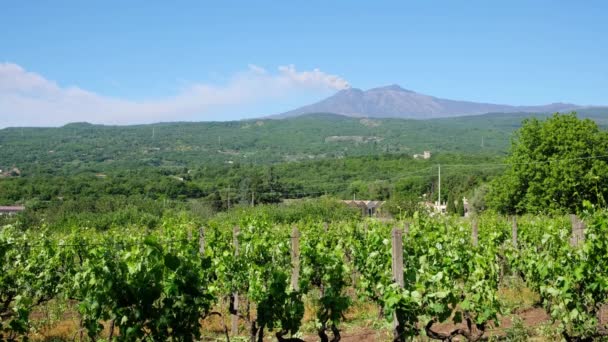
[342,197,470,218]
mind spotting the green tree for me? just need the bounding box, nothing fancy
[488,113,608,214]
[470,184,489,215]
[446,193,456,214]
[456,197,465,217]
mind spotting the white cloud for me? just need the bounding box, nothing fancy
[277,65,350,90]
[0,63,350,127]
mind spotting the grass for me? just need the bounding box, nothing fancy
[498,275,540,314]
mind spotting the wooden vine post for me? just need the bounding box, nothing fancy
[511,216,518,247]
[570,214,585,247]
[290,226,300,291]
[198,227,205,255]
[569,215,605,324]
[232,226,240,336]
[391,227,404,286]
[472,219,479,247]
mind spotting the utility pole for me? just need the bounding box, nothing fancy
[481,136,485,148]
[251,191,255,207]
[152,127,155,139]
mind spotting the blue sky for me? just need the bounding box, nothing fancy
[1,1,607,126]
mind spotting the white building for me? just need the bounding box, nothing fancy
[413,151,432,159]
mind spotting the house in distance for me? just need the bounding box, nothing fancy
[342,200,385,217]
[413,151,431,160]
[0,206,25,215]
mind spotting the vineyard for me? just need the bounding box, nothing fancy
[2,207,608,342]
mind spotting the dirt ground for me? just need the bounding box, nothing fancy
[29,302,553,341]
[302,328,388,342]
[429,307,551,340]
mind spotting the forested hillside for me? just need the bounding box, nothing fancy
[3,111,605,175]
[2,110,607,230]
[0,114,501,174]
[3,110,607,176]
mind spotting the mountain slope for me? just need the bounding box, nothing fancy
[278,85,582,119]
[2,109,607,175]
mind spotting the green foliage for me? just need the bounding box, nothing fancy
[504,316,531,341]
[0,218,219,342]
[349,221,393,313]
[6,205,608,340]
[256,271,305,338]
[508,206,608,340]
[446,193,456,214]
[0,226,76,341]
[456,197,465,217]
[350,214,503,341]
[0,152,500,230]
[0,113,522,174]
[469,184,489,215]
[488,113,608,214]
[3,110,607,175]
[383,195,424,219]
[300,222,352,341]
[210,197,361,226]
[71,235,216,341]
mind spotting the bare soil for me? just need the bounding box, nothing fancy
[28,298,553,341]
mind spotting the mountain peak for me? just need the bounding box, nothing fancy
[369,84,414,93]
[276,86,583,119]
[336,87,364,94]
